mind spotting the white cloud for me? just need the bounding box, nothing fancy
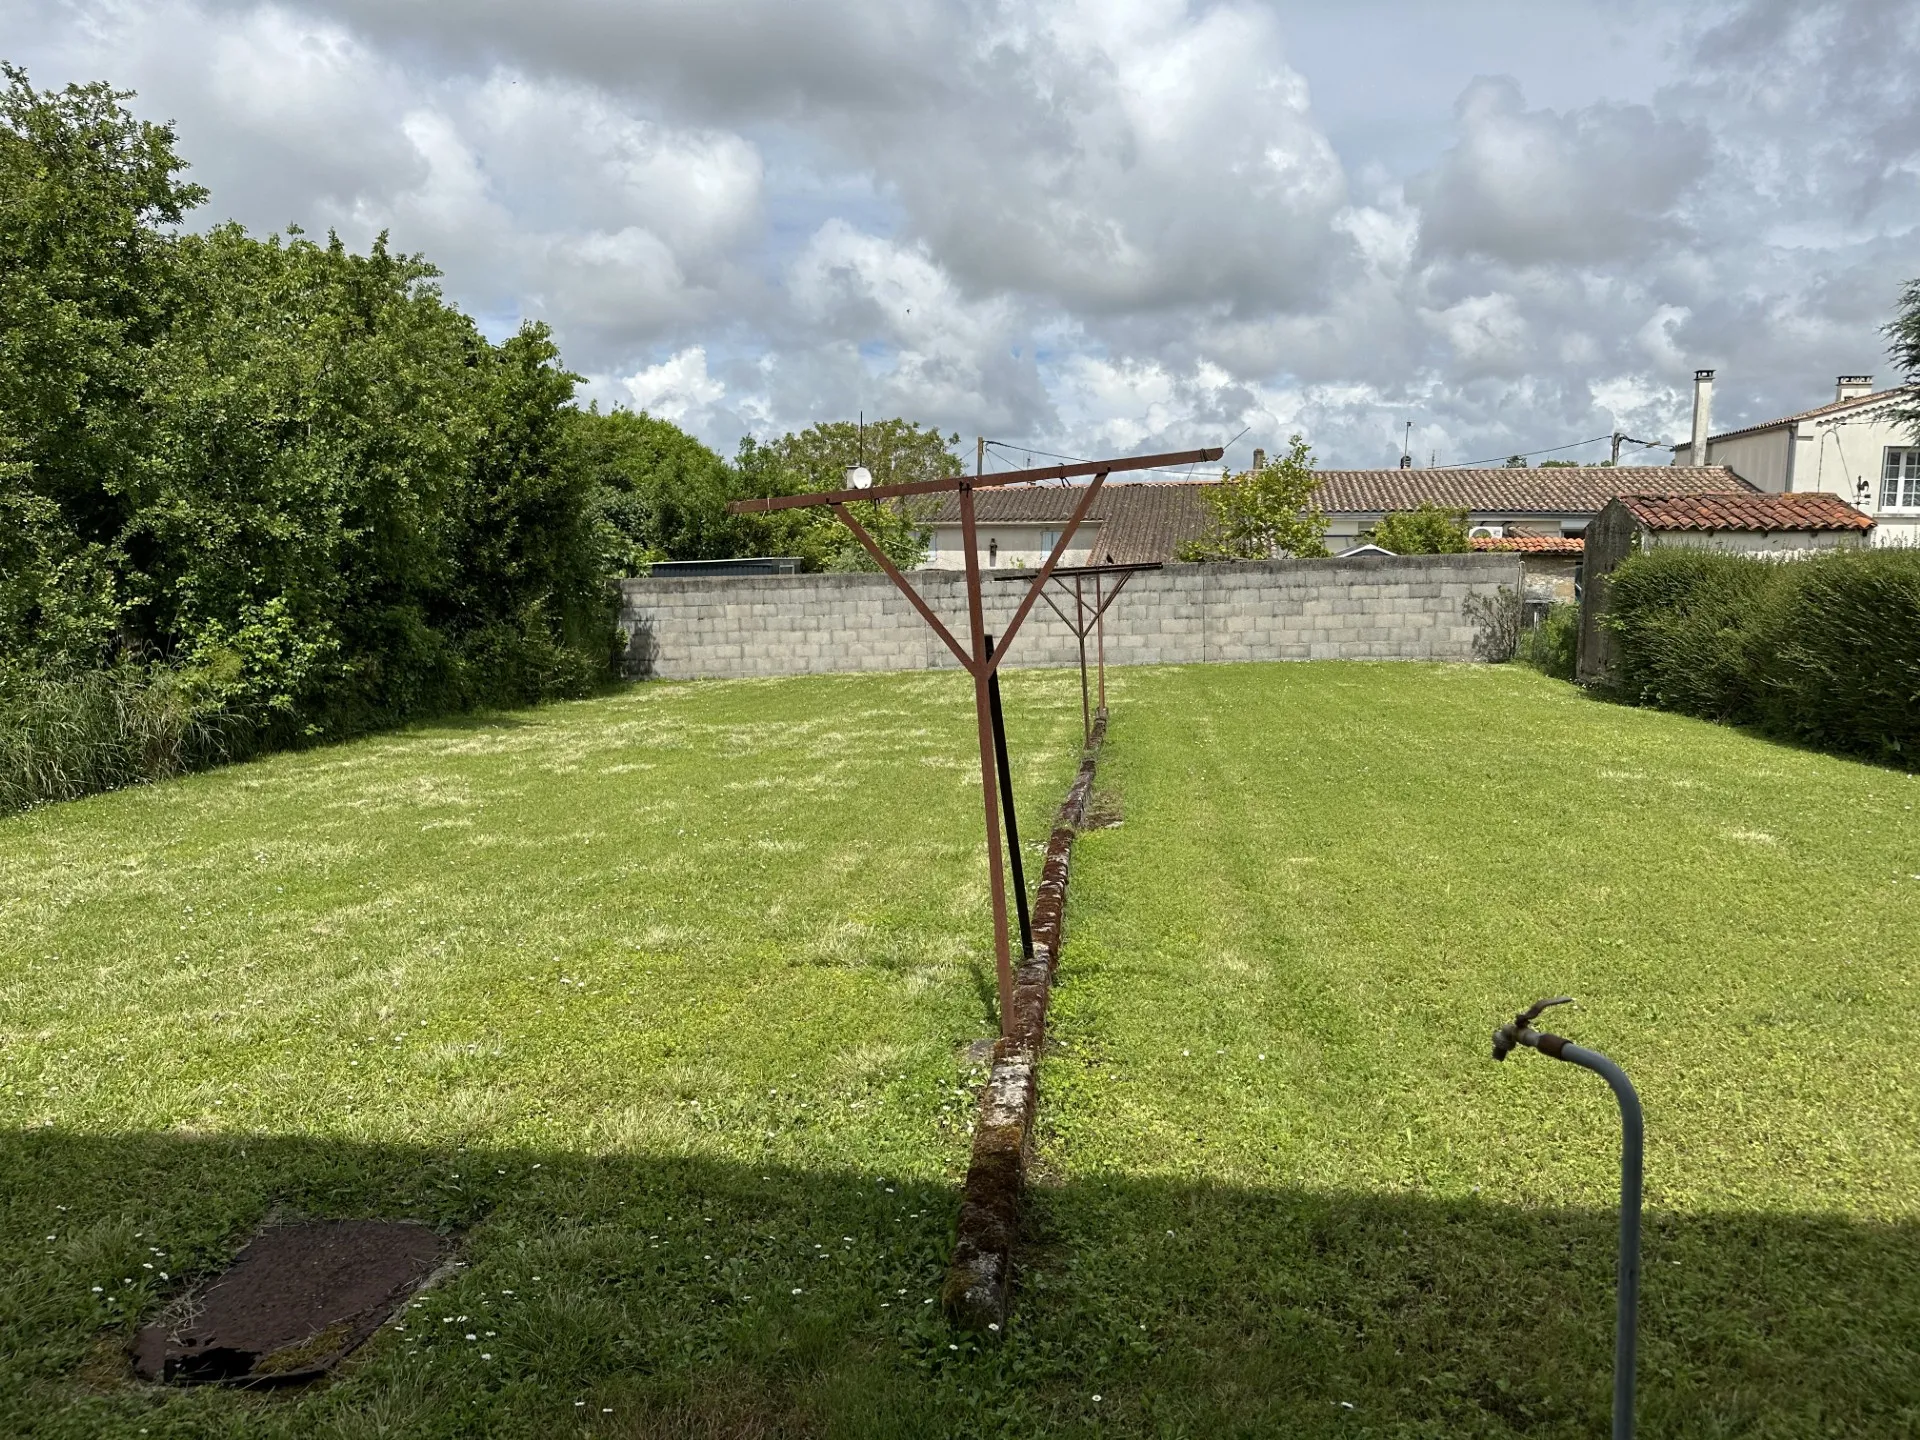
[616,346,727,424]
[7,0,1918,467]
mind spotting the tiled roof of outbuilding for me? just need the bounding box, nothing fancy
[1616,491,1875,532]
[1471,535,1586,554]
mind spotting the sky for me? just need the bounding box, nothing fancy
[6,0,1918,470]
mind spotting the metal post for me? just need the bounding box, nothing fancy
[1559,1042,1643,1440]
[985,634,1032,960]
[1073,575,1090,743]
[1492,998,1643,1440]
[960,484,1014,1032]
[1095,572,1108,717]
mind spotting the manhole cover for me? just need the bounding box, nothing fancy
[133,1219,445,1386]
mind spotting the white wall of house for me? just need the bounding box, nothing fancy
[1325,513,1587,546]
[920,522,1103,570]
[1703,429,1791,490]
[1675,386,1920,547]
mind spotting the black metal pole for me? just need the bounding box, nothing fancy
[985,634,1033,960]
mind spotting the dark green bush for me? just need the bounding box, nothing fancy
[1605,545,1920,766]
[1751,549,1920,764]
[1606,549,1781,721]
[1518,602,1579,680]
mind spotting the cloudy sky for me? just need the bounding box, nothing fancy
[7,0,1917,469]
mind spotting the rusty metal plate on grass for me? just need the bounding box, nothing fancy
[133,1219,444,1386]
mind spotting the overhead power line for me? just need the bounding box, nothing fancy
[1443,433,1616,469]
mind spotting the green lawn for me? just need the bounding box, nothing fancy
[2,663,1916,1437]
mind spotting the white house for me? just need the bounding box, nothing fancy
[1671,369,1918,546]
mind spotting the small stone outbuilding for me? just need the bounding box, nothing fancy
[1575,490,1876,685]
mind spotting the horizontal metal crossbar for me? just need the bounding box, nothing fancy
[726,448,1223,514]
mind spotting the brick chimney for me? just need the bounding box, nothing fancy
[1690,369,1714,462]
[1836,374,1873,403]
[1252,448,1265,472]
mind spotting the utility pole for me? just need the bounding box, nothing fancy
[1610,433,1661,467]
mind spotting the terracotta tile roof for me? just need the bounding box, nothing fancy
[1680,384,1917,447]
[1471,535,1585,554]
[1094,483,1215,563]
[1616,490,1875,532]
[925,465,1755,563]
[926,482,1213,563]
[1310,465,1746,514]
[923,487,1111,523]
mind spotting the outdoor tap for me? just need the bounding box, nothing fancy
[1488,995,1643,1440]
[1491,996,1573,1060]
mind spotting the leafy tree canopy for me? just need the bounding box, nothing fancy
[732,419,958,572]
[572,406,744,572]
[0,65,611,742]
[1369,502,1471,555]
[1176,435,1329,562]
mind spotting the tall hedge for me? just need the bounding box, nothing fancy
[1605,546,1920,766]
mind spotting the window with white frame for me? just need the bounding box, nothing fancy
[1041,529,1062,554]
[1883,448,1920,509]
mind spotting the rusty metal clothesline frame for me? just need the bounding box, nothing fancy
[994,562,1162,745]
[729,447,1220,1035]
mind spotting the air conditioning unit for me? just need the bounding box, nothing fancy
[1468,524,1506,539]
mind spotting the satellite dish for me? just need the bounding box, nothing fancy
[845,465,874,490]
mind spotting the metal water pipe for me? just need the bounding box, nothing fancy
[1492,997,1644,1440]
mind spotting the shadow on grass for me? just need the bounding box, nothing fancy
[2,1131,1914,1439]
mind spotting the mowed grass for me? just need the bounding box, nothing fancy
[0,670,1089,1437]
[2,661,1917,1437]
[1035,663,1919,1437]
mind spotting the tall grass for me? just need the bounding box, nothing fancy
[0,663,241,813]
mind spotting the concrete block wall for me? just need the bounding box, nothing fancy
[617,553,1523,680]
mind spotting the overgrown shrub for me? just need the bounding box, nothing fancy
[1370,502,1470,555]
[1749,549,1920,763]
[1605,549,1780,721]
[1518,602,1578,680]
[1605,545,1920,766]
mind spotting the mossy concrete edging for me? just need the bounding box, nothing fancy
[941,711,1106,1331]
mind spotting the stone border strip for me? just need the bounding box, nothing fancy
[941,711,1107,1331]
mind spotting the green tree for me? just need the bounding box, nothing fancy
[134,223,488,733]
[445,324,613,706]
[571,406,745,572]
[0,64,205,664]
[1369,502,1471,554]
[0,65,616,798]
[1886,276,1920,439]
[733,418,955,572]
[1503,455,1529,468]
[1176,435,1329,561]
